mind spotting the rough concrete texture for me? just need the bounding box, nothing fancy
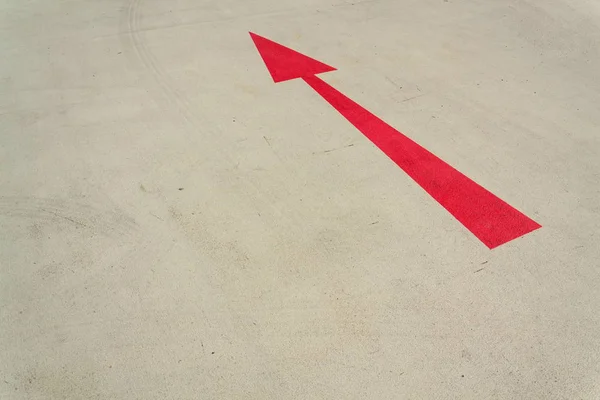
[1,0,600,398]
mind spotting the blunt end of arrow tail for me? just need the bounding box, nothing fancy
[449,190,542,249]
[474,207,541,250]
[249,32,336,83]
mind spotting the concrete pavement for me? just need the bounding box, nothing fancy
[2,0,600,398]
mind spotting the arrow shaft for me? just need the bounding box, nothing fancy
[303,75,540,248]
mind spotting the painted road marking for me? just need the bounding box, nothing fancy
[249,32,541,249]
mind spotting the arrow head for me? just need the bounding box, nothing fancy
[249,32,336,83]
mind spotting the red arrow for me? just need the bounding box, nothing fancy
[249,32,541,249]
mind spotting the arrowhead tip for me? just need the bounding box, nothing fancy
[249,32,336,83]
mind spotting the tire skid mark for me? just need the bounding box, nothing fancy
[117,1,304,227]
[118,0,248,168]
[0,196,138,238]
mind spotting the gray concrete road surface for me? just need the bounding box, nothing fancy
[2,0,600,398]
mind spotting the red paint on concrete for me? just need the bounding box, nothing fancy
[250,32,541,248]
